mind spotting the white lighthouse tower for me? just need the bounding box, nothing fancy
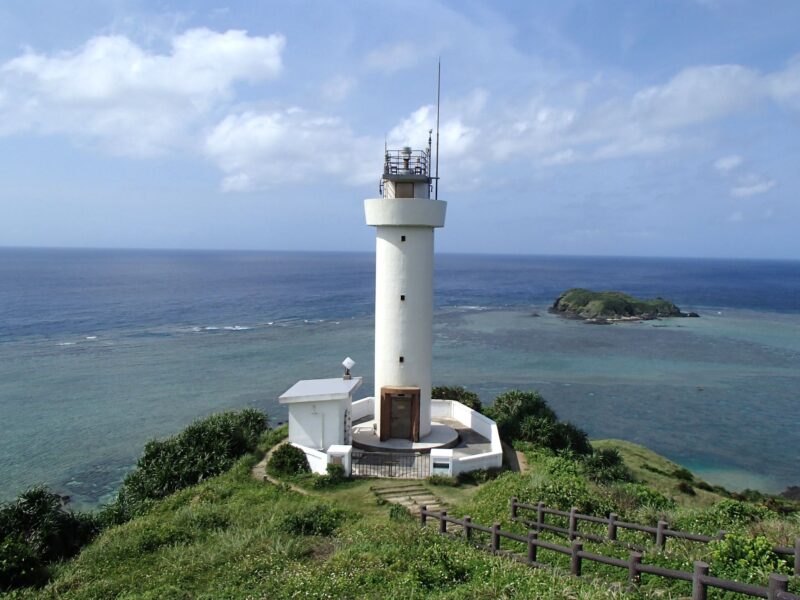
[364,140,446,442]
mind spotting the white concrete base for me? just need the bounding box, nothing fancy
[351,419,459,453]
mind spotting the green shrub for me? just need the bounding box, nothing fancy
[431,386,482,412]
[427,475,459,487]
[487,390,592,455]
[530,475,608,514]
[0,486,100,590]
[280,504,344,536]
[105,409,269,524]
[710,534,788,583]
[696,481,714,492]
[709,499,776,526]
[388,504,413,521]
[0,536,44,591]
[312,464,347,488]
[677,481,696,496]
[672,467,694,482]
[583,448,633,483]
[606,483,676,514]
[268,444,311,478]
[456,467,504,485]
[488,390,556,442]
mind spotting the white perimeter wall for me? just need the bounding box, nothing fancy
[291,443,328,474]
[430,399,503,476]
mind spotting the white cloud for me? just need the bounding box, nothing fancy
[204,108,376,191]
[321,75,356,103]
[731,179,775,197]
[714,155,743,172]
[629,65,761,130]
[364,42,420,72]
[0,28,285,155]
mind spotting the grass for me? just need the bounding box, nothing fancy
[5,455,656,600]
[4,430,797,599]
[592,439,726,508]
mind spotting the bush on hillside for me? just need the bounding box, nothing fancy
[431,386,482,413]
[710,533,788,583]
[106,409,269,524]
[602,483,676,516]
[0,486,100,590]
[487,390,592,455]
[583,448,633,483]
[456,467,504,485]
[312,464,347,489]
[280,504,344,536]
[268,444,311,478]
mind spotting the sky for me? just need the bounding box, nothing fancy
[0,1,798,259]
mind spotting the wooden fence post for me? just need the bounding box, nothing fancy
[768,573,789,600]
[794,537,799,576]
[527,531,538,564]
[511,497,518,519]
[608,513,618,541]
[439,510,447,534]
[463,516,472,541]
[628,551,642,588]
[537,502,545,532]
[420,506,427,527]
[569,507,578,540]
[692,561,709,600]
[570,541,583,576]
[656,520,668,550]
[491,523,500,554]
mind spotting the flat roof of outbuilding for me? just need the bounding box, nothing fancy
[278,377,362,404]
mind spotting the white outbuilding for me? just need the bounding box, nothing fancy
[278,377,362,451]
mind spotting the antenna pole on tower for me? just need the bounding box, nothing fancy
[434,59,441,201]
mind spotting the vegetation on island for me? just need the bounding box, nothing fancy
[2,393,798,598]
[551,287,699,322]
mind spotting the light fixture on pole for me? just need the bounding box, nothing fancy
[342,357,355,380]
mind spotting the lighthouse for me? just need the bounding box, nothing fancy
[365,140,446,442]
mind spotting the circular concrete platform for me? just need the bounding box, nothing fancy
[352,420,460,453]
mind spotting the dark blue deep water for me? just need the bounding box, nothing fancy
[1,248,798,506]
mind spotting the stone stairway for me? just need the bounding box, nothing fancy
[371,482,449,516]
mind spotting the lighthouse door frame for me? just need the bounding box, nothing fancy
[379,386,420,442]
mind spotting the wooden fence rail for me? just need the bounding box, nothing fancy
[510,498,800,576]
[420,507,799,600]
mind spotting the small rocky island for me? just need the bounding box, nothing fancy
[550,288,699,324]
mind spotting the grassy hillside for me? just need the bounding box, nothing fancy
[6,454,645,600]
[592,439,726,508]
[3,423,797,598]
[451,443,799,599]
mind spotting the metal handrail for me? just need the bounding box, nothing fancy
[383,148,431,177]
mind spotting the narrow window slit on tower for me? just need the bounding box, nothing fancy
[399,356,404,363]
[401,235,406,242]
[400,294,405,301]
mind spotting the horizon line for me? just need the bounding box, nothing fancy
[0,244,798,263]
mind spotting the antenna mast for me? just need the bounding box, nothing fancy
[434,59,441,200]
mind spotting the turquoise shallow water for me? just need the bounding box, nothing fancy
[1,249,798,506]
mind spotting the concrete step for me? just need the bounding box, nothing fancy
[372,485,427,495]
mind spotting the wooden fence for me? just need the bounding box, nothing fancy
[419,507,799,600]
[510,498,800,576]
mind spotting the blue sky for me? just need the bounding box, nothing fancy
[1,1,798,258]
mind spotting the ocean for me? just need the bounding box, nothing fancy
[0,248,798,508]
